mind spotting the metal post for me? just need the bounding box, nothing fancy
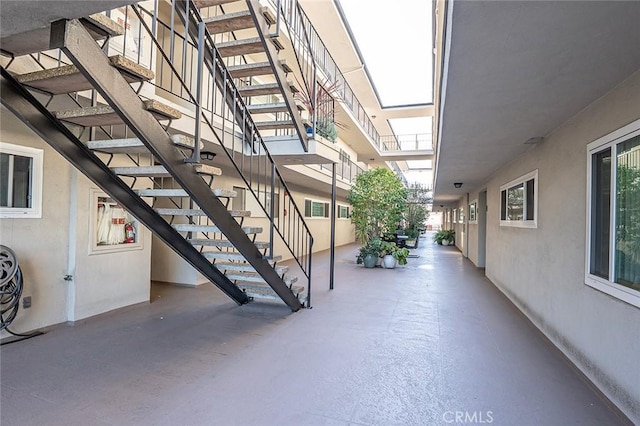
[186,21,204,163]
[330,162,336,290]
[269,163,276,258]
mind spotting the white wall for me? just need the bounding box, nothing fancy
[467,69,640,421]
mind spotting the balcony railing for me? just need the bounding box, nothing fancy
[379,133,433,152]
[273,0,381,148]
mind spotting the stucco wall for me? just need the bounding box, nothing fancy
[475,69,640,421]
[0,109,72,334]
[150,173,356,286]
[0,110,152,333]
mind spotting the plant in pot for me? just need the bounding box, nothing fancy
[433,229,455,245]
[380,241,410,268]
[349,168,408,246]
[360,238,383,268]
[380,241,399,269]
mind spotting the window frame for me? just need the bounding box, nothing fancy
[0,142,43,219]
[337,204,350,219]
[304,198,330,219]
[453,208,457,224]
[585,118,640,308]
[499,170,538,228]
[469,200,478,224]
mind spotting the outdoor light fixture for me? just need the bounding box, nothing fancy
[200,151,216,161]
[454,182,463,188]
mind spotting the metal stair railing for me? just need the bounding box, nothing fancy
[0,66,250,306]
[269,0,381,148]
[125,2,313,304]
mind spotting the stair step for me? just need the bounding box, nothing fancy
[111,164,221,178]
[238,81,298,97]
[247,103,290,114]
[214,262,288,275]
[54,100,181,127]
[0,13,123,57]
[173,224,262,234]
[255,120,294,130]
[217,37,264,57]
[135,188,236,198]
[15,55,154,95]
[155,208,251,218]
[189,239,270,249]
[235,280,303,297]
[227,272,298,284]
[203,252,281,262]
[203,10,255,34]
[194,0,240,7]
[228,60,292,78]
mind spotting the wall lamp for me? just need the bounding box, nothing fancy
[454,182,463,188]
[200,151,216,161]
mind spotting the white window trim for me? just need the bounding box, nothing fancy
[585,118,640,308]
[0,142,43,219]
[89,188,144,255]
[453,208,457,224]
[469,200,478,224]
[337,204,350,219]
[304,198,329,219]
[499,169,538,229]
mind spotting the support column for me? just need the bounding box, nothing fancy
[330,163,336,290]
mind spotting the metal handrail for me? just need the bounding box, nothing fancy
[379,133,434,152]
[113,3,313,294]
[271,0,381,148]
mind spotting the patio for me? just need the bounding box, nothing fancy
[0,234,629,425]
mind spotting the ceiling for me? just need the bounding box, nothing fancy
[0,1,136,38]
[434,0,640,205]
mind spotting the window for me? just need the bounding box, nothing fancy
[586,119,640,307]
[469,201,478,223]
[459,207,465,223]
[338,204,350,219]
[500,170,538,228]
[453,208,457,223]
[0,143,43,218]
[304,198,329,218]
[90,188,142,254]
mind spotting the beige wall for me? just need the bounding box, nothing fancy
[463,69,640,421]
[0,110,152,335]
[150,173,356,286]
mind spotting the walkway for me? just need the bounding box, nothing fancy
[0,235,629,425]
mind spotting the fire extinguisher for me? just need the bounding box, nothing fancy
[124,222,135,243]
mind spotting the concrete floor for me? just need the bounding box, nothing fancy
[0,235,630,425]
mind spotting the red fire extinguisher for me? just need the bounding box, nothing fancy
[124,222,135,243]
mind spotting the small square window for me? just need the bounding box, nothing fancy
[499,170,538,228]
[0,143,43,219]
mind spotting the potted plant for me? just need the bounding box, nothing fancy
[380,241,398,268]
[379,241,410,268]
[359,238,383,268]
[434,229,455,246]
[349,168,408,245]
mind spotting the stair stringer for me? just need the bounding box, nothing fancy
[0,67,249,306]
[49,18,302,311]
